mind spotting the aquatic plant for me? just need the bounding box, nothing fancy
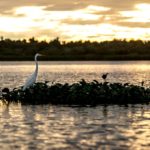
[1,80,150,105]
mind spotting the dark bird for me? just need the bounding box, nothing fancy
[141,81,144,86]
[102,73,109,82]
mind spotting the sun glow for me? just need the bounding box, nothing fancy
[0,3,149,41]
[120,3,150,22]
[0,5,103,34]
[0,16,34,32]
[84,5,110,13]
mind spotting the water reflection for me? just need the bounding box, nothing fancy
[0,104,150,149]
[0,61,150,89]
[0,61,150,149]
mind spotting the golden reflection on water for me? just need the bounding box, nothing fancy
[0,61,150,89]
[0,61,150,149]
[0,104,150,149]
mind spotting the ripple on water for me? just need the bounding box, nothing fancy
[0,104,150,149]
[0,61,150,89]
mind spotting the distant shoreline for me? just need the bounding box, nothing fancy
[0,55,150,61]
[0,38,150,61]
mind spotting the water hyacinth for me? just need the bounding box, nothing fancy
[1,80,150,105]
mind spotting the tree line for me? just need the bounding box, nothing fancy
[0,37,150,60]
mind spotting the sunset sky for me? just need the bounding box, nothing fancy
[0,0,150,41]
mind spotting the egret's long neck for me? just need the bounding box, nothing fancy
[35,56,38,74]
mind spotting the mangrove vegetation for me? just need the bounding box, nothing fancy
[1,80,150,105]
[0,37,150,60]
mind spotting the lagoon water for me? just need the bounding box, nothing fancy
[0,61,150,149]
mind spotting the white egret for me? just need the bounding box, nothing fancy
[23,53,43,90]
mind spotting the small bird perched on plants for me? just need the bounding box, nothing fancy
[102,73,109,82]
[141,80,144,86]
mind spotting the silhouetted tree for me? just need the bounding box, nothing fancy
[0,37,150,60]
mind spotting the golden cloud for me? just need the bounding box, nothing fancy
[0,1,149,41]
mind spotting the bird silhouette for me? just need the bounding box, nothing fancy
[102,73,109,82]
[141,81,144,86]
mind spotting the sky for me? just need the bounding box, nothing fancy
[0,0,150,41]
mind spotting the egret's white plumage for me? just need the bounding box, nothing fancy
[23,53,42,90]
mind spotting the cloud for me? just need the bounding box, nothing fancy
[65,3,150,28]
[0,0,149,41]
[0,27,61,41]
[0,0,150,12]
[117,22,150,28]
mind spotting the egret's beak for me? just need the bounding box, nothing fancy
[39,54,44,56]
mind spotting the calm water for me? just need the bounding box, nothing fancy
[0,61,150,149]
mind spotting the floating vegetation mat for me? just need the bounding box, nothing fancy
[0,80,150,105]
